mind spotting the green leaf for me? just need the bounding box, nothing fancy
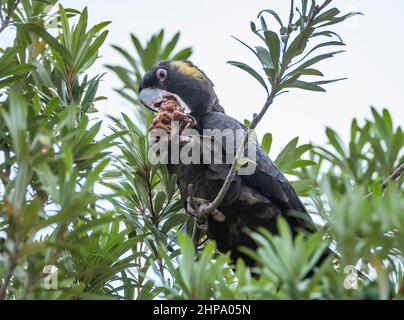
[111,45,137,68]
[293,50,345,72]
[130,33,144,59]
[274,137,298,169]
[59,5,72,51]
[258,9,284,28]
[18,23,73,63]
[0,64,35,78]
[21,198,41,237]
[261,132,272,154]
[162,32,180,58]
[318,12,363,28]
[313,8,340,25]
[171,47,193,60]
[82,74,103,112]
[312,78,347,86]
[75,30,109,74]
[299,41,345,63]
[1,90,29,162]
[35,163,59,202]
[19,242,46,257]
[290,68,324,77]
[256,46,274,69]
[263,30,280,71]
[284,27,315,64]
[250,21,257,32]
[232,36,260,59]
[311,30,343,43]
[283,80,325,92]
[92,21,111,33]
[72,7,89,55]
[0,47,20,67]
[162,214,189,234]
[227,60,268,93]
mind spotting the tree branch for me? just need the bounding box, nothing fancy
[202,0,336,216]
[289,0,295,25]
[189,0,342,242]
[198,91,276,217]
[381,163,404,190]
[365,163,404,199]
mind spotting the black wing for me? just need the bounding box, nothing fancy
[200,111,315,232]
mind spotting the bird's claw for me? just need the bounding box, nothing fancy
[186,196,225,231]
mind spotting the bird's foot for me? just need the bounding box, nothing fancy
[187,196,225,230]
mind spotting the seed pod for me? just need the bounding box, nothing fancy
[149,97,195,141]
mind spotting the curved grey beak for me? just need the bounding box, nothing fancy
[139,88,191,113]
[138,88,167,112]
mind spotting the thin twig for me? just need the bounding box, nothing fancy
[282,0,295,59]
[199,91,276,217]
[188,0,336,230]
[307,0,332,26]
[381,163,404,190]
[365,163,404,199]
[289,0,295,25]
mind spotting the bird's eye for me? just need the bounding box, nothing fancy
[156,68,168,81]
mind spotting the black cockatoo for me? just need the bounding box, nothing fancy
[138,60,317,266]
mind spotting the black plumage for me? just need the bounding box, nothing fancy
[139,60,317,265]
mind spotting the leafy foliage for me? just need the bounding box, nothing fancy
[0,0,402,300]
[155,107,402,300]
[228,0,361,95]
[0,1,128,299]
[104,114,190,299]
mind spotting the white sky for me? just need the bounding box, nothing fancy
[4,0,404,154]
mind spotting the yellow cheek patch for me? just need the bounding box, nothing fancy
[171,61,206,81]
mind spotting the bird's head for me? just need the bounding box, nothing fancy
[138,60,224,115]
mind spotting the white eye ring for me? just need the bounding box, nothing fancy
[156,68,168,81]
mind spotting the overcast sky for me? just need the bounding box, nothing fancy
[4,0,404,154]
